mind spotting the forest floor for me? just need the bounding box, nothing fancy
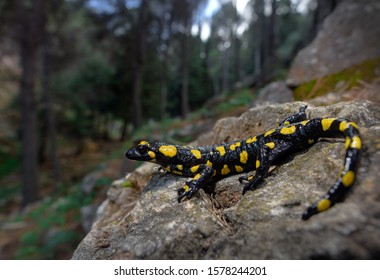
[0,140,123,259]
[0,88,253,259]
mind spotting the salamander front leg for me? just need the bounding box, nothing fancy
[177,164,214,202]
[240,149,271,195]
[279,105,308,126]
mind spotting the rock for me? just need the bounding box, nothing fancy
[251,81,294,107]
[308,80,380,106]
[80,204,98,233]
[72,100,380,259]
[81,171,101,194]
[287,0,380,86]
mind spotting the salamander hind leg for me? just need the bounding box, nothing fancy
[279,105,308,126]
[177,164,214,202]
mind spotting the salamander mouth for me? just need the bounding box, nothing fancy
[125,148,150,161]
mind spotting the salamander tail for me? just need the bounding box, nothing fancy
[302,118,361,220]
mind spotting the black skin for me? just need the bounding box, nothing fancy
[126,106,361,220]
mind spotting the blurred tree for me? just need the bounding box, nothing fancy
[208,1,242,94]
[173,0,204,118]
[153,0,174,120]
[0,0,328,208]
[132,0,150,128]
[252,0,265,82]
[15,0,47,206]
[38,0,65,183]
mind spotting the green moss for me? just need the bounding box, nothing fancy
[121,180,134,188]
[294,57,380,100]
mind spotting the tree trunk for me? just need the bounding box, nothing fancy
[180,18,190,118]
[222,46,231,94]
[160,70,168,120]
[265,0,278,79]
[132,0,149,129]
[159,11,173,121]
[253,0,264,81]
[233,34,241,84]
[16,0,46,207]
[20,44,39,206]
[41,35,61,183]
[132,64,143,128]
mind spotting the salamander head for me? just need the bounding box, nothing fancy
[125,140,157,162]
[126,140,180,164]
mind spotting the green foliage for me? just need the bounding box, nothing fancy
[213,89,253,115]
[0,149,19,178]
[52,52,116,139]
[15,227,81,260]
[0,185,20,207]
[13,176,104,259]
[95,176,113,188]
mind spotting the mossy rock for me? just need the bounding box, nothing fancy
[294,57,380,100]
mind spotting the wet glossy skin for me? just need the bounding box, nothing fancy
[126,106,361,220]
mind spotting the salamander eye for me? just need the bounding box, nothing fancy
[137,144,149,154]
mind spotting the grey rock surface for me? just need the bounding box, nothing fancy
[72,100,380,259]
[287,0,380,86]
[251,81,294,107]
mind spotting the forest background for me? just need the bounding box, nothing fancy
[0,0,335,259]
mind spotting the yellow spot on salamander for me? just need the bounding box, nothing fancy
[301,120,310,126]
[240,150,249,164]
[345,137,351,149]
[139,140,150,146]
[264,129,276,137]
[321,118,336,131]
[229,142,241,150]
[265,142,275,149]
[159,145,177,158]
[190,165,199,173]
[339,121,349,132]
[280,126,296,135]
[221,164,230,175]
[206,160,213,167]
[246,136,257,144]
[172,170,182,175]
[193,174,201,180]
[177,164,183,170]
[350,136,362,150]
[317,198,331,212]
[256,160,260,169]
[349,122,359,130]
[235,165,243,172]
[183,185,189,192]
[342,170,355,187]
[191,149,202,159]
[308,139,315,144]
[148,151,156,158]
[283,121,290,126]
[216,146,226,156]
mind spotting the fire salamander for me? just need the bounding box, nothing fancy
[126,106,361,220]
